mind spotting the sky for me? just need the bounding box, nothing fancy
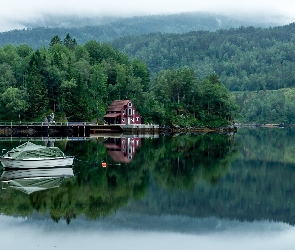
[1,0,295,32]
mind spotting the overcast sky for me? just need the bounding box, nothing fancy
[1,0,295,32]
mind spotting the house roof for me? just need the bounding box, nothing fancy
[104,113,121,118]
[107,100,131,112]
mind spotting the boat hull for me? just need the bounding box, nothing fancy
[0,157,74,169]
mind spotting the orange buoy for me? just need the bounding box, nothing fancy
[102,162,107,168]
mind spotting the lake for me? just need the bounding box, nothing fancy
[0,127,295,249]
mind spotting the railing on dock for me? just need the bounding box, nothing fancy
[0,122,71,126]
[0,122,159,137]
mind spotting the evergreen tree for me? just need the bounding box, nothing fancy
[49,35,62,48]
[63,34,77,50]
[25,51,49,120]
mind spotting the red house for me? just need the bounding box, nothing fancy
[103,100,142,125]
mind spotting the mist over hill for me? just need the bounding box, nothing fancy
[0,12,288,49]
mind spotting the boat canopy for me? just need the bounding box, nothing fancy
[3,142,65,160]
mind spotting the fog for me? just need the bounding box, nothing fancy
[1,0,295,32]
[0,214,294,250]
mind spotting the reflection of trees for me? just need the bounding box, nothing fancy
[151,134,238,190]
[0,138,149,223]
[236,127,295,163]
[0,134,237,223]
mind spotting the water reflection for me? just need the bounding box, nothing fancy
[0,133,238,224]
[1,130,295,249]
[104,136,142,163]
[0,214,294,250]
[0,167,74,194]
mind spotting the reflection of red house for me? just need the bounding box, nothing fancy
[103,100,142,125]
[104,137,142,163]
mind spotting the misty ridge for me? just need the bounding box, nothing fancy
[0,12,289,48]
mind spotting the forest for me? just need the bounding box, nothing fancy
[2,14,295,124]
[0,34,238,127]
[112,23,295,91]
[110,23,295,124]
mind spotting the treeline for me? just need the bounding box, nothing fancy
[234,88,295,124]
[112,23,295,92]
[0,34,238,126]
[0,12,281,49]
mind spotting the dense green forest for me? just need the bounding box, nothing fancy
[234,88,295,124]
[0,35,238,126]
[2,13,295,124]
[0,12,284,49]
[110,22,295,124]
[112,23,295,91]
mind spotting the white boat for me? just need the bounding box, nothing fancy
[0,142,74,169]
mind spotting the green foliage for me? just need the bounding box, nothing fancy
[0,35,237,125]
[151,69,238,126]
[1,87,28,120]
[234,88,295,124]
[25,50,49,120]
[49,35,62,47]
[63,34,77,50]
[112,23,295,92]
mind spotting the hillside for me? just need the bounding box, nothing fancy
[1,12,295,124]
[0,12,286,49]
[112,23,295,92]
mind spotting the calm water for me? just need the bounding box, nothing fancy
[0,128,295,249]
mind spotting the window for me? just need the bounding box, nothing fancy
[122,118,125,122]
[128,108,132,115]
[136,117,139,121]
[128,102,132,107]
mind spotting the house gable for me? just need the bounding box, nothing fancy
[104,100,142,125]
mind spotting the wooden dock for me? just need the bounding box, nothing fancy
[0,122,159,137]
[0,122,89,137]
[89,124,159,135]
